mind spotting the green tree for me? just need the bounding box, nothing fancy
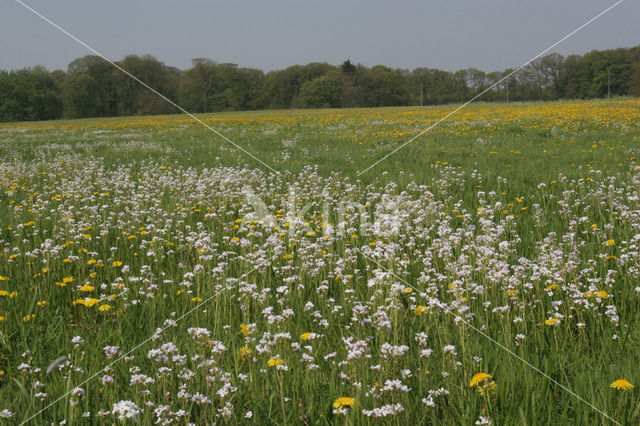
[297,71,344,108]
[540,53,564,99]
[63,55,118,117]
[115,55,179,116]
[178,58,221,113]
[0,66,62,122]
[260,63,334,109]
[367,65,408,106]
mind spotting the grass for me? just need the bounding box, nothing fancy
[0,98,639,424]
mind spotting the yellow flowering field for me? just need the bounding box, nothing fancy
[0,98,639,424]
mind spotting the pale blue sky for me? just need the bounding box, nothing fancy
[0,0,637,73]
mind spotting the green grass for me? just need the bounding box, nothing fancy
[0,98,639,424]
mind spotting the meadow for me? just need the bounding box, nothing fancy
[0,98,640,424]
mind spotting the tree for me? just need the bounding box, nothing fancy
[0,66,62,122]
[407,68,461,105]
[115,55,179,116]
[485,71,502,102]
[559,54,588,99]
[524,58,549,100]
[341,60,356,75]
[2,45,640,123]
[540,53,564,99]
[178,58,221,112]
[297,71,344,108]
[63,55,118,117]
[62,73,99,118]
[27,66,63,120]
[260,63,334,109]
[367,65,408,107]
[463,68,487,98]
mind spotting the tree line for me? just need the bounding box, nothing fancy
[1,46,640,122]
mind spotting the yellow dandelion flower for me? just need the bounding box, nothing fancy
[0,290,8,297]
[37,300,48,307]
[596,290,608,299]
[414,305,428,315]
[9,292,17,299]
[470,372,496,396]
[112,261,122,267]
[87,259,97,265]
[79,285,95,292]
[0,316,6,322]
[282,254,293,260]
[610,379,634,391]
[605,239,615,246]
[478,380,497,397]
[84,298,99,307]
[0,276,8,281]
[73,298,99,307]
[332,397,355,409]
[98,304,111,312]
[544,318,560,326]
[191,297,203,303]
[22,314,35,322]
[300,332,313,341]
[240,323,251,336]
[267,357,284,367]
[62,277,74,284]
[238,346,253,360]
[470,372,493,387]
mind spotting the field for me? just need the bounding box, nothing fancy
[1,98,640,424]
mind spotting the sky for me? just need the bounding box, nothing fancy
[0,0,638,73]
